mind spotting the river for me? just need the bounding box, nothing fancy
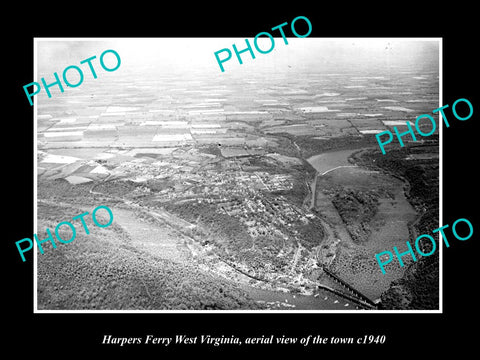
[305,146,418,300]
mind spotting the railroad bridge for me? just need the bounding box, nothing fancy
[320,265,378,309]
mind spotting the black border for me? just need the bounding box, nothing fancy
[6,4,478,356]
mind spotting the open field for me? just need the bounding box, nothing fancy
[36,39,439,310]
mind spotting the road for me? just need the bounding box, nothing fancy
[320,165,358,176]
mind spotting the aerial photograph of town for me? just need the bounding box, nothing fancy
[35,38,440,311]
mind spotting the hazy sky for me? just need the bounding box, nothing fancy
[36,38,440,79]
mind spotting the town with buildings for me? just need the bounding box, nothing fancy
[36,39,440,310]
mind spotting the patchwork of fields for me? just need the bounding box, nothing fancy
[36,40,439,310]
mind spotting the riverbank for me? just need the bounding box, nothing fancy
[306,146,418,301]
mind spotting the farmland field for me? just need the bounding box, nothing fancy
[35,39,440,310]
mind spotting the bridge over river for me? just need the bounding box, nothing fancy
[306,147,418,301]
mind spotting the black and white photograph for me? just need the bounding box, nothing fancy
[34,38,440,312]
[6,6,478,356]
